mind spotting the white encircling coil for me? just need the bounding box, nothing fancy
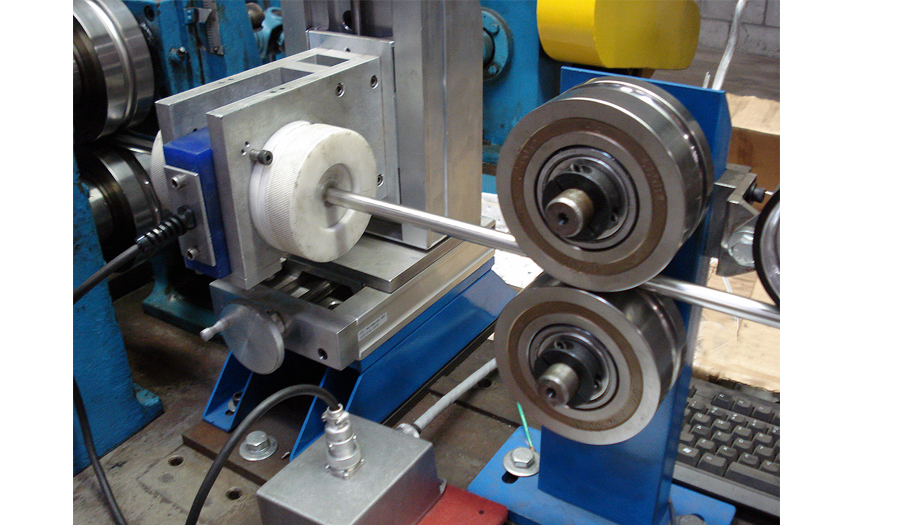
[249,121,377,262]
[149,131,170,211]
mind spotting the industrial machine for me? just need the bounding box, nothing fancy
[73,1,780,524]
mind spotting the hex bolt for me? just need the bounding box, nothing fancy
[245,431,270,453]
[248,149,273,165]
[185,247,199,261]
[511,447,535,469]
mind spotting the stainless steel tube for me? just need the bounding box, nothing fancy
[640,275,780,328]
[325,187,525,256]
[325,187,780,328]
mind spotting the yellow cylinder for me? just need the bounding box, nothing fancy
[537,0,700,70]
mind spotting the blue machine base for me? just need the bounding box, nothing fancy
[203,262,517,458]
[469,428,736,525]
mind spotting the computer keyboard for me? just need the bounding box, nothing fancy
[673,377,780,517]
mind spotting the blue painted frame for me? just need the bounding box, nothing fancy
[470,69,733,525]
[202,261,517,461]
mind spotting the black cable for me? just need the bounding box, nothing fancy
[73,208,195,304]
[185,385,340,525]
[74,380,129,525]
[73,208,196,523]
[73,244,140,304]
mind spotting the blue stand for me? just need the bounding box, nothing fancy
[470,70,733,524]
[73,157,162,473]
[202,261,517,458]
[469,427,736,525]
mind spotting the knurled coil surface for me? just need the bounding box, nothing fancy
[249,121,377,262]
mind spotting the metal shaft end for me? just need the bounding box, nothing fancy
[537,362,581,408]
[544,188,595,238]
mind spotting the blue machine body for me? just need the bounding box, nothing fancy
[470,69,733,525]
[203,260,517,458]
[123,0,276,97]
[481,0,560,166]
[470,427,736,525]
[73,158,162,473]
[162,128,232,278]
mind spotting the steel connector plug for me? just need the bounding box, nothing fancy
[322,405,364,479]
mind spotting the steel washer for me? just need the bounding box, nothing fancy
[497,77,713,292]
[494,276,686,445]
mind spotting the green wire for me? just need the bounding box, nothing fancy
[516,402,535,450]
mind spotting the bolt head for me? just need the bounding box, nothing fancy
[511,447,535,468]
[245,431,269,452]
[185,247,199,261]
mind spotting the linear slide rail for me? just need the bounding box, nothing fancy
[325,188,780,328]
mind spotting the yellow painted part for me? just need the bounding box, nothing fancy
[537,0,700,70]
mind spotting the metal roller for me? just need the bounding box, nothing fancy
[73,0,155,143]
[497,76,714,291]
[494,273,687,445]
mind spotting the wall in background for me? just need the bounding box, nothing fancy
[699,0,780,58]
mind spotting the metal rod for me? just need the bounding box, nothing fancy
[640,275,780,328]
[325,187,779,328]
[325,187,525,256]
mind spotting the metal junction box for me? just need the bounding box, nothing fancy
[257,416,443,525]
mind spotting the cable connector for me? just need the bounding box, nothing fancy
[322,405,364,479]
[134,206,196,263]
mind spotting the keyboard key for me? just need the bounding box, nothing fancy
[711,393,733,409]
[727,413,747,427]
[737,453,759,467]
[678,445,700,466]
[772,413,780,426]
[708,407,728,419]
[691,424,712,439]
[749,420,769,434]
[711,419,732,433]
[732,398,753,415]
[688,386,696,398]
[691,413,712,426]
[680,431,696,446]
[752,405,775,423]
[773,439,780,455]
[698,453,727,476]
[733,438,753,453]
[716,445,738,461]
[754,445,775,460]
[696,438,716,453]
[733,426,752,440]
[753,433,774,447]
[760,460,780,476]
[712,431,732,446]
[725,462,780,496]
[769,426,780,438]
[688,400,706,412]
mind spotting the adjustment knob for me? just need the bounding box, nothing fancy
[202,301,285,375]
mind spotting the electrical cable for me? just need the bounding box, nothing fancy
[74,380,129,525]
[73,208,195,303]
[73,209,196,524]
[516,402,535,451]
[185,384,340,525]
[712,0,748,91]
[410,358,498,434]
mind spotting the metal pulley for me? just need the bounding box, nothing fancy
[494,274,686,445]
[497,76,714,292]
[73,0,155,143]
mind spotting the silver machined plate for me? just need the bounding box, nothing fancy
[494,273,687,445]
[210,236,494,371]
[165,166,217,267]
[156,48,386,289]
